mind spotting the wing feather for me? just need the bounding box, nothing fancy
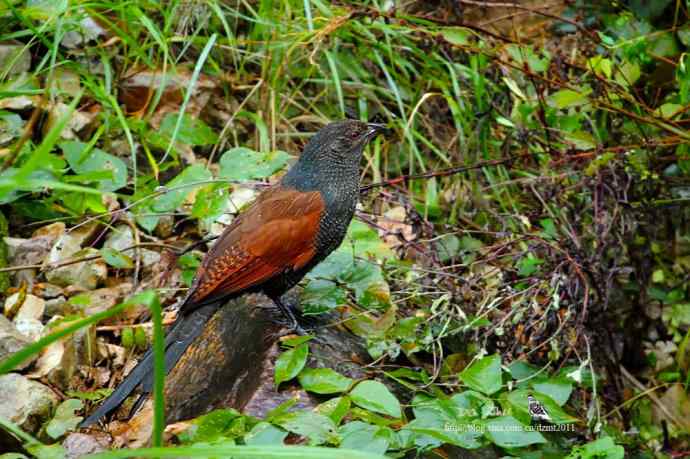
[183,186,324,310]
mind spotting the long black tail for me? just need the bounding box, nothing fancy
[80,302,221,428]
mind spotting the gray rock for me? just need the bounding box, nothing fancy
[0,41,31,77]
[0,314,34,370]
[45,296,68,317]
[79,283,132,316]
[14,318,44,342]
[0,373,58,433]
[104,225,160,267]
[46,248,107,290]
[6,293,46,321]
[62,432,109,459]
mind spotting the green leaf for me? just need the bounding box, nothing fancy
[219,147,291,181]
[350,380,401,418]
[440,27,471,46]
[339,421,391,455]
[158,113,218,146]
[301,279,347,314]
[298,368,353,394]
[517,254,544,277]
[530,377,573,406]
[65,388,112,402]
[566,437,625,459]
[24,443,65,459]
[273,411,338,445]
[343,220,394,260]
[549,88,592,109]
[175,409,243,443]
[243,422,287,446]
[274,343,308,387]
[403,418,483,450]
[152,164,212,213]
[100,248,134,269]
[459,355,502,395]
[483,416,546,448]
[60,141,127,191]
[504,390,578,424]
[44,399,83,439]
[316,396,351,425]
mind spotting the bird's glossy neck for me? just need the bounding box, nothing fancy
[281,143,364,195]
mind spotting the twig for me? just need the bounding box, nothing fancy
[360,157,513,192]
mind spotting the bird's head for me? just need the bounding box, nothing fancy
[298,119,386,168]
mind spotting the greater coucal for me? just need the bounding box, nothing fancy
[80,119,385,427]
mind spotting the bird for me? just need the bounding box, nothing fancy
[79,119,386,427]
[527,394,551,422]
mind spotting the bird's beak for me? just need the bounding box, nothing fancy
[365,123,387,140]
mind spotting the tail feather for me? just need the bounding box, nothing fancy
[80,302,220,428]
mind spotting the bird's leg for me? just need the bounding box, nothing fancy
[272,297,306,335]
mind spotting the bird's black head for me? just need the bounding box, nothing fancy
[283,120,386,189]
[297,119,385,166]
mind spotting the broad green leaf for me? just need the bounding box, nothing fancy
[175,409,243,443]
[298,368,353,394]
[301,279,347,314]
[549,88,592,109]
[61,141,127,191]
[316,396,351,425]
[44,399,83,439]
[504,390,578,424]
[339,421,391,455]
[219,147,291,181]
[243,422,287,446]
[157,113,218,146]
[273,411,338,445]
[65,388,112,402]
[517,255,544,277]
[403,418,483,450]
[566,437,625,459]
[505,44,550,73]
[274,343,308,387]
[530,377,573,406]
[350,380,401,418]
[483,416,546,448]
[0,111,23,145]
[24,443,65,459]
[344,220,394,260]
[507,361,540,380]
[440,27,471,46]
[459,355,502,395]
[100,248,134,269]
[152,164,212,212]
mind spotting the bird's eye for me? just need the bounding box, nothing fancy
[350,128,363,140]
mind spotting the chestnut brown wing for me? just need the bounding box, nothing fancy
[181,186,324,313]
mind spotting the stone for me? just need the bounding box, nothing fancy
[0,314,34,370]
[5,235,58,287]
[0,41,31,77]
[45,296,68,317]
[46,248,107,290]
[103,226,160,267]
[32,222,66,239]
[33,282,65,299]
[62,432,109,459]
[79,283,132,316]
[5,292,45,321]
[0,373,58,433]
[14,318,44,342]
